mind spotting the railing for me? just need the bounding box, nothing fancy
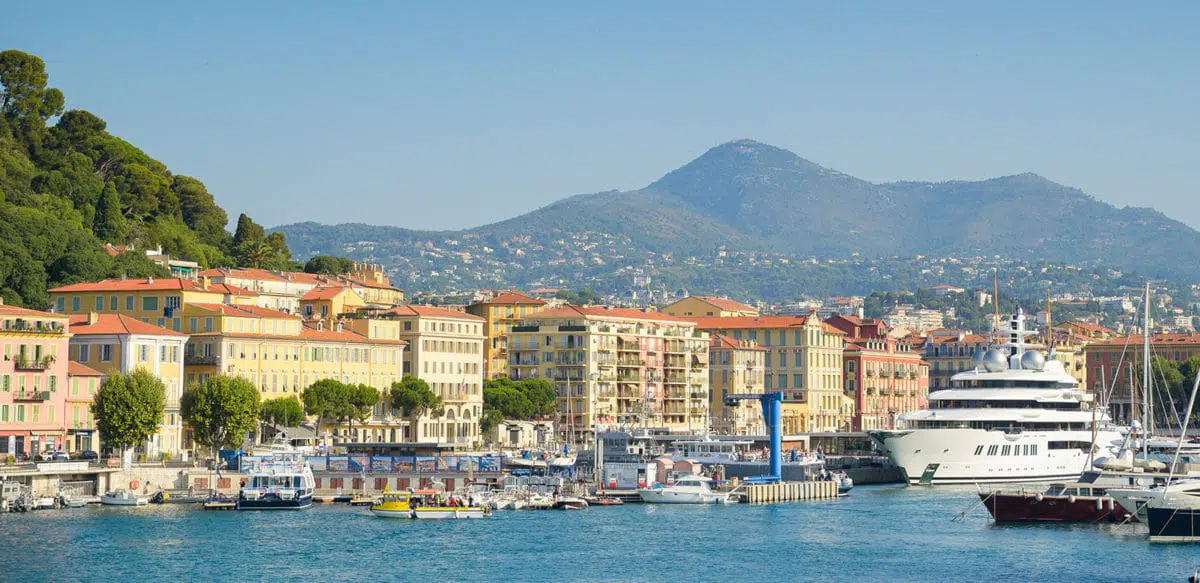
[1,320,65,334]
[14,391,49,402]
[185,354,217,366]
[511,325,540,333]
[665,373,687,383]
[617,359,645,367]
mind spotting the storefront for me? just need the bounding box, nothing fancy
[68,429,95,453]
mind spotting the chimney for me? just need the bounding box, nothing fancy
[0,297,4,305]
[317,320,324,331]
[336,321,343,332]
[120,273,127,281]
[88,312,99,325]
[147,277,154,284]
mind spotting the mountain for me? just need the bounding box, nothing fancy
[276,139,1200,298]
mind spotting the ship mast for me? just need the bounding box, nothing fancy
[1143,282,1152,454]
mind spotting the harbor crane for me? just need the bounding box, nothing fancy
[724,391,783,484]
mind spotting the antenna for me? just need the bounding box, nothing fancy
[992,266,1000,335]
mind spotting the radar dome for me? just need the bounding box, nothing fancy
[982,349,1008,373]
[1020,350,1047,371]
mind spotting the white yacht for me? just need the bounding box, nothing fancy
[667,438,753,464]
[869,310,1123,485]
[638,475,734,504]
[236,452,315,510]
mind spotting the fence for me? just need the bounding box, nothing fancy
[305,455,504,474]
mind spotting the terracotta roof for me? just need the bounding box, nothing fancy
[69,314,186,336]
[49,277,214,293]
[472,291,546,306]
[198,267,290,282]
[384,305,485,321]
[689,296,756,313]
[188,327,408,345]
[683,315,845,335]
[207,283,259,296]
[101,243,128,257]
[1092,334,1200,346]
[0,304,61,318]
[301,286,356,301]
[188,303,301,319]
[346,277,402,292]
[531,305,695,324]
[67,361,105,377]
[1057,321,1116,335]
[926,333,989,344]
[709,333,767,351]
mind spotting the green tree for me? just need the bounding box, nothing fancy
[519,378,558,418]
[480,408,504,436]
[301,378,351,444]
[93,181,124,242]
[171,175,228,248]
[91,369,165,462]
[347,384,381,435]
[232,213,265,249]
[389,376,443,434]
[181,375,261,454]
[261,396,305,427]
[483,384,533,419]
[0,50,64,133]
[304,255,355,275]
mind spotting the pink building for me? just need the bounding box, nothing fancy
[0,301,73,457]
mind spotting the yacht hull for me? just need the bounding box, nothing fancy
[870,428,1121,485]
[980,491,1126,523]
[637,490,728,504]
[236,493,313,510]
[1148,506,1200,542]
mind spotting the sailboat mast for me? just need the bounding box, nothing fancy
[1144,282,1153,446]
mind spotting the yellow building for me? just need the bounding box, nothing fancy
[66,362,104,453]
[375,305,486,446]
[708,334,766,435]
[300,286,366,326]
[49,277,235,331]
[663,296,759,318]
[67,313,188,456]
[508,306,710,441]
[683,315,846,433]
[344,262,405,308]
[465,291,547,379]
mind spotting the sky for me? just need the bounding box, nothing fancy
[4,1,1198,231]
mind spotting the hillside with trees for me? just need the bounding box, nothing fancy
[0,50,297,308]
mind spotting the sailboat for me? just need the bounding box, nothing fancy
[1145,369,1200,542]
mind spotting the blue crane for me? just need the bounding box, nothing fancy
[724,391,783,484]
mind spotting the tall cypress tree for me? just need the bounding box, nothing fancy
[232,213,264,247]
[93,181,125,242]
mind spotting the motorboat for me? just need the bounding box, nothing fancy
[667,438,753,464]
[370,492,416,519]
[100,490,149,506]
[869,310,1122,485]
[371,490,492,519]
[60,496,89,508]
[151,490,207,504]
[1109,478,1200,524]
[32,496,57,510]
[582,495,625,506]
[552,496,588,510]
[638,476,734,504]
[237,453,315,510]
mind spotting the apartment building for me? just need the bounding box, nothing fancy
[508,306,710,442]
[684,315,846,434]
[0,302,72,457]
[1085,333,1200,425]
[923,333,990,391]
[380,305,486,446]
[465,291,547,379]
[65,362,104,453]
[707,333,765,435]
[49,277,236,331]
[67,313,188,456]
[663,296,759,318]
[826,315,928,431]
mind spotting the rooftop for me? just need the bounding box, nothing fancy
[471,291,546,306]
[49,277,212,293]
[188,303,301,319]
[67,361,105,377]
[68,313,186,337]
[682,315,845,335]
[530,305,696,324]
[709,333,767,351]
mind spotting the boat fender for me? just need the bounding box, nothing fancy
[130,480,140,491]
[1095,498,1103,510]
[1034,494,1043,502]
[1067,495,1075,504]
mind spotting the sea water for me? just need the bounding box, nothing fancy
[0,485,1195,582]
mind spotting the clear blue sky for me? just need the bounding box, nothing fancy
[4,1,1198,231]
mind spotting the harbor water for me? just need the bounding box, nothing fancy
[2,485,1196,582]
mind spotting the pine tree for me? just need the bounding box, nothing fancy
[93,181,125,242]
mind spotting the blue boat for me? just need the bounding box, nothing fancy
[1148,506,1200,543]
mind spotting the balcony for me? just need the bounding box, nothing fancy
[1,319,65,335]
[617,358,645,367]
[185,354,218,366]
[512,325,540,333]
[14,390,50,402]
[13,356,52,371]
[558,325,587,332]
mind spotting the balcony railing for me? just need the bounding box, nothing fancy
[13,356,52,371]
[185,354,218,366]
[14,390,50,402]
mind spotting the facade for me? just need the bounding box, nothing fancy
[49,277,230,331]
[1084,333,1200,425]
[826,315,929,431]
[65,362,104,453]
[67,313,188,456]
[683,315,846,434]
[377,305,485,446]
[508,306,710,442]
[300,286,366,326]
[198,268,320,313]
[465,291,547,379]
[707,334,766,435]
[923,333,990,391]
[0,303,71,458]
[663,296,759,318]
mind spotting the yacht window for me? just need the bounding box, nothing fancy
[987,445,999,456]
[1000,445,1010,456]
[974,445,984,456]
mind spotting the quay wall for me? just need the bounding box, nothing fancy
[740,480,839,503]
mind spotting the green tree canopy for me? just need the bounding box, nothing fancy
[180,375,262,450]
[348,384,381,427]
[389,375,443,420]
[304,255,355,275]
[480,408,505,435]
[483,378,557,419]
[483,384,533,419]
[91,369,165,451]
[301,378,352,439]
[261,396,305,427]
[520,378,558,418]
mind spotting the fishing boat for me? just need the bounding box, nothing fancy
[236,453,315,510]
[369,492,416,518]
[638,476,734,504]
[100,490,149,506]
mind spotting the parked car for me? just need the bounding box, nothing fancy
[78,451,99,460]
[38,451,55,461]
[51,451,70,461]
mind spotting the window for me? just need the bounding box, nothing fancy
[140,345,150,361]
[205,317,213,332]
[72,378,79,395]
[71,296,80,312]
[404,321,412,331]
[1000,445,1010,456]
[110,295,118,310]
[95,296,104,311]
[100,344,112,362]
[847,361,856,373]
[986,445,998,455]
[189,318,198,332]
[142,296,159,312]
[126,296,134,310]
[974,445,984,456]
[78,344,90,362]
[56,297,65,312]
[794,374,802,388]
[165,296,181,310]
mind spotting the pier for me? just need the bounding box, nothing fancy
[735,480,839,503]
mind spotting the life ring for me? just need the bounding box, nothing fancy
[130,479,140,490]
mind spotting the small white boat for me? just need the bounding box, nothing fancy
[553,496,588,510]
[60,496,88,508]
[638,476,733,504]
[32,496,57,510]
[412,507,490,519]
[100,490,149,506]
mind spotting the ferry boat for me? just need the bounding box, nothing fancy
[869,310,1123,485]
[236,453,315,510]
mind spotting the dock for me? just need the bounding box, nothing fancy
[735,481,839,503]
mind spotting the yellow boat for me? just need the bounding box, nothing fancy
[370,490,492,519]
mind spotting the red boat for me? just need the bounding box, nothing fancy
[980,482,1130,523]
